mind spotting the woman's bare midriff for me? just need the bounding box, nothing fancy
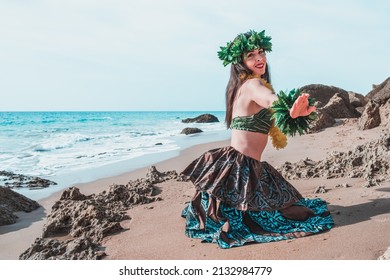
[230,129,268,161]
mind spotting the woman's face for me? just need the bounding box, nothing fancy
[243,49,267,76]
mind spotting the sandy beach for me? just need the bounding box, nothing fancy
[2,1,390,269]
[1,117,389,260]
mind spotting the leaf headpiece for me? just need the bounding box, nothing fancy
[217,30,272,66]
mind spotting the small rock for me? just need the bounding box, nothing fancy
[180,127,203,135]
[314,186,327,194]
[378,246,390,260]
[335,183,351,188]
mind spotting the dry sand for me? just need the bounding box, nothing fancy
[1,119,389,260]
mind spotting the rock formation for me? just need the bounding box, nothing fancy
[278,134,390,185]
[359,77,390,130]
[299,84,364,132]
[0,170,57,189]
[301,77,390,132]
[181,114,219,123]
[19,167,179,260]
[0,187,40,226]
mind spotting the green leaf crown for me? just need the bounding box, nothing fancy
[217,30,272,67]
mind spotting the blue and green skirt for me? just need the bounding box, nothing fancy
[181,146,334,249]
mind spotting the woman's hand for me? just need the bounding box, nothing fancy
[289,93,316,119]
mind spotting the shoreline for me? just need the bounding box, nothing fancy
[1,110,228,202]
[9,129,231,202]
[0,138,231,260]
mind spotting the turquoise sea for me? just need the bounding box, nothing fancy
[0,111,230,199]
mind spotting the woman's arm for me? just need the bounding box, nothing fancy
[246,79,316,118]
[246,79,278,108]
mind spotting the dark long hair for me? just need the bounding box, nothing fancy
[225,62,271,128]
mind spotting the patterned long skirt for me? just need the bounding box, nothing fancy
[181,146,334,249]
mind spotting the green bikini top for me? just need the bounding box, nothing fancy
[230,108,273,134]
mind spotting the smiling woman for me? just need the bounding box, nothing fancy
[244,49,267,72]
[181,29,333,249]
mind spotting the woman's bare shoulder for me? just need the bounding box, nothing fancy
[244,78,263,86]
[243,78,277,108]
[244,78,269,93]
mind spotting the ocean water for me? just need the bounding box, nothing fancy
[0,111,230,199]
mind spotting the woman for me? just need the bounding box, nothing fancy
[181,30,334,249]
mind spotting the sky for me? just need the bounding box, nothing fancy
[0,0,389,111]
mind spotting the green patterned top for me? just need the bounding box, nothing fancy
[230,108,273,134]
